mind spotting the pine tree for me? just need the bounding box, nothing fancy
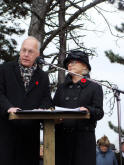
[0,1,29,62]
[105,0,124,65]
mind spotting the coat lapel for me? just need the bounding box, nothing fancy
[13,62,41,94]
[79,79,91,89]
[13,62,25,89]
[64,74,91,89]
[25,69,40,94]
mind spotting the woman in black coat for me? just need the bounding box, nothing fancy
[54,50,104,165]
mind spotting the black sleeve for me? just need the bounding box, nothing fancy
[0,65,13,117]
[86,84,104,121]
[39,74,53,109]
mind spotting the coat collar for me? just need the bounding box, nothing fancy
[64,74,91,88]
[13,61,41,94]
[14,61,25,89]
[26,68,40,94]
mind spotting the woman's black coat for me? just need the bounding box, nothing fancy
[54,75,104,165]
[0,61,52,165]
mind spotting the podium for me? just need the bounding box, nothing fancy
[9,110,90,165]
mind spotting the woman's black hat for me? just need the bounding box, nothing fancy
[63,50,91,71]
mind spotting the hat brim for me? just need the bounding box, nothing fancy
[63,57,91,71]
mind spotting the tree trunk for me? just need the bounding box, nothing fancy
[58,0,66,84]
[28,0,46,55]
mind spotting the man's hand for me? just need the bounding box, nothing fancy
[80,107,89,112]
[8,107,20,113]
[55,118,63,124]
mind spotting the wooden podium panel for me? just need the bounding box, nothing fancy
[9,110,90,165]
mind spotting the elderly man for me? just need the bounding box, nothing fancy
[0,36,53,165]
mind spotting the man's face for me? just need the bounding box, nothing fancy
[20,39,40,67]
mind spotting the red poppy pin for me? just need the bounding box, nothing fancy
[81,78,86,83]
[35,81,39,86]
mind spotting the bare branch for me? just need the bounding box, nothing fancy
[41,0,106,51]
[67,0,83,10]
[43,0,55,18]
[94,6,124,38]
[70,31,85,48]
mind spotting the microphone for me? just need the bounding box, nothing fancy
[36,56,100,85]
[82,69,90,77]
[36,56,90,79]
[36,56,85,78]
[36,56,46,65]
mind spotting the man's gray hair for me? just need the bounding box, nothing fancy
[25,36,41,52]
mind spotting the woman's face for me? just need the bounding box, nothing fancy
[100,145,108,152]
[67,60,88,75]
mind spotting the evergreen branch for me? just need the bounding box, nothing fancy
[108,121,124,136]
[105,50,124,65]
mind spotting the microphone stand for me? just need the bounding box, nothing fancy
[37,58,124,165]
[113,88,123,165]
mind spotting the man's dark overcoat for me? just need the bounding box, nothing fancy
[0,61,52,165]
[116,152,124,165]
[54,75,104,165]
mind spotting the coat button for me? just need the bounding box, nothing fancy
[69,85,73,88]
[73,97,78,100]
[65,96,70,101]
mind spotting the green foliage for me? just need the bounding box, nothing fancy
[105,50,124,65]
[109,0,124,10]
[115,23,124,33]
[108,121,124,136]
[0,1,28,62]
[118,0,124,10]
[2,0,31,18]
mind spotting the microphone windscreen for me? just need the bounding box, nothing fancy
[82,69,89,76]
[36,56,45,64]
